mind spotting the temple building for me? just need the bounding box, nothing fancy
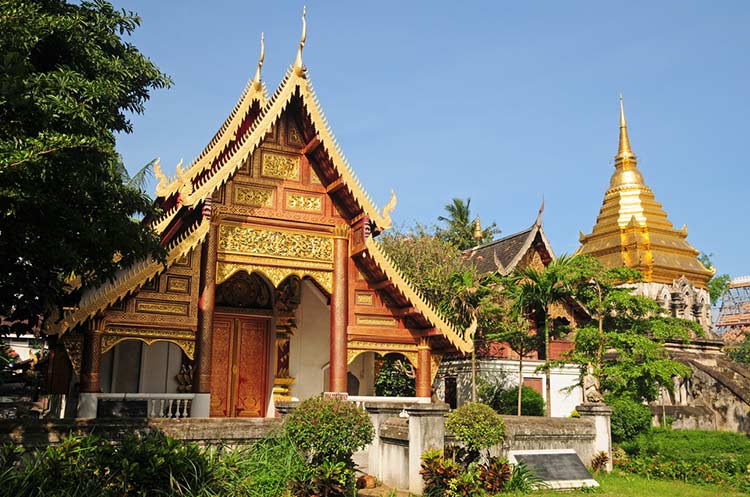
[435,213,588,416]
[577,97,714,333]
[45,15,471,419]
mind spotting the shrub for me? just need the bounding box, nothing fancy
[446,402,505,463]
[495,386,545,416]
[505,462,544,493]
[607,396,652,443]
[420,449,460,497]
[614,429,750,491]
[289,460,354,497]
[477,457,512,493]
[591,451,609,472]
[374,355,416,397]
[284,396,374,465]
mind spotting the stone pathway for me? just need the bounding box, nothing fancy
[357,485,411,497]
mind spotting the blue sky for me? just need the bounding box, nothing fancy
[114,1,749,278]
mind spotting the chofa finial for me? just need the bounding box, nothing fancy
[253,32,265,89]
[294,6,307,76]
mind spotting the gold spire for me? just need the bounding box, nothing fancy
[610,94,645,190]
[252,32,265,90]
[577,97,714,289]
[616,94,636,161]
[473,216,483,242]
[294,6,307,76]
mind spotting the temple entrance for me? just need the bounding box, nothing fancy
[210,271,274,417]
[209,314,270,417]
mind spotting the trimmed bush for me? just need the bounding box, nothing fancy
[497,386,545,416]
[284,395,374,465]
[608,396,652,443]
[446,402,505,463]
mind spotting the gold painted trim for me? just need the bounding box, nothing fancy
[218,224,333,263]
[216,261,332,294]
[183,68,393,231]
[355,314,397,327]
[52,218,210,334]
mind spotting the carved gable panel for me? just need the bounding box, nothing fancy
[102,245,201,332]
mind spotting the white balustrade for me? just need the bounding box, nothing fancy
[95,393,195,418]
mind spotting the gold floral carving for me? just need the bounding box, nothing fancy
[135,300,188,315]
[431,353,444,383]
[355,292,374,305]
[166,276,190,294]
[216,262,332,294]
[62,335,83,376]
[287,123,303,145]
[235,186,274,207]
[102,326,196,360]
[355,315,397,327]
[261,152,299,180]
[218,224,333,262]
[286,193,322,212]
[347,340,418,367]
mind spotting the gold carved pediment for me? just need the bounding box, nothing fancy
[216,262,332,294]
[101,326,195,360]
[218,224,333,263]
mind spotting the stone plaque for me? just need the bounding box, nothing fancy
[509,449,599,490]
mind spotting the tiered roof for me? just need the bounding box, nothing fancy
[577,97,714,288]
[50,18,470,352]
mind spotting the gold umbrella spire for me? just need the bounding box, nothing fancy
[294,6,307,76]
[616,94,636,161]
[252,32,265,90]
[473,216,483,242]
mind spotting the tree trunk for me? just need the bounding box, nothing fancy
[517,354,523,416]
[544,313,552,417]
[471,347,477,402]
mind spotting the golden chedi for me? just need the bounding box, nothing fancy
[578,96,714,332]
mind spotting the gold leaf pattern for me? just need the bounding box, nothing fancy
[218,224,333,262]
[235,186,274,207]
[261,152,299,180]
[286,193,322,212]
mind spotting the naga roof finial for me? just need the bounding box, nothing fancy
[616,93,636,161]
[294,5,307,76]
[253,32,265,90]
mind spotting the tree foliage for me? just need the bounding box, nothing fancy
[436,198,500,250]
[0,0,171,334]
[567,255,699,402]
[374,355,415,397]
[378,224,478,325]
[698,253,731,306]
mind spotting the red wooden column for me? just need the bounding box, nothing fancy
[78,318,103,417]
[193,200,218,416]
[80,318,103,394]
[329,225,350,393]
[416,337,432,398]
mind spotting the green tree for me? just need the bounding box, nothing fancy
[484,298,536,416]
[436,198,499,250]
[374,355,416,397]
[698,253,731,306]
[0,0,171,334]
[378,224,474,315]
[568,256,699,402]
[505,254,579,416]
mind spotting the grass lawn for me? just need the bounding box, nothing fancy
[505,471,749,497]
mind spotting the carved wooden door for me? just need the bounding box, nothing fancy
[209,314,269,417]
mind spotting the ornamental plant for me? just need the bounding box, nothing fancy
[445,402,505,464]
[284,396,374,465]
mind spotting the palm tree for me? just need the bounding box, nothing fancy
[507,254,578,416]
[441,269,495,401]
[437,198,499,250]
